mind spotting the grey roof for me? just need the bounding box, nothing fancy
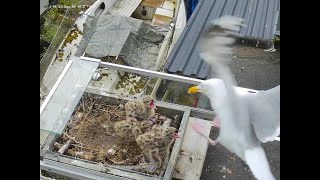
[164,0,280,79]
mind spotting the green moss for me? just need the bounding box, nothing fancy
[58,52,64,58]
[61,27,81,49]
[145,77,157,95]
[101,73,109,77]
[115,71,147,94]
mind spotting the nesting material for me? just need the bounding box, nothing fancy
[53,94,180,176]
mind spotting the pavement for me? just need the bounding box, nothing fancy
[200,44,280,180]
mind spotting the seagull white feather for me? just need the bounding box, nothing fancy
[188,16,278,180]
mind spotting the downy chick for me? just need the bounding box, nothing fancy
[139,120,155,133]
[161,127,180,147]
[125,96,157,122]
[113,117,140,142]
[135,125,180,165]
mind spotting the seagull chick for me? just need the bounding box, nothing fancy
[125,96,157,123]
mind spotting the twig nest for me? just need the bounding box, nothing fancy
[120,149,128,159]
[67,149,76,156]
[75,151,84,157]
[132,154,143,164]
[107,148,116,156]
[53,142,62,150]
[77,112,83,119]
[119,104,125,109]
[158,115,167,121]
[83,152,95,160]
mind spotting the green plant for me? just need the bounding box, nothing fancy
[46,8,59,24]
[274,35,280,43]
[40,8,63,43]
[58,0,81,6]
[41,24,59,43]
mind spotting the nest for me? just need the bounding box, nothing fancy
[53,94,179,175]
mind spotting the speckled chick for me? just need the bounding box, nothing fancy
[113,117,140,142]
[125,96,156,122]
[135,125,179,165]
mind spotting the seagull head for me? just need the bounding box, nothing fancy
[143,96,157,109]
[188,79,225,98]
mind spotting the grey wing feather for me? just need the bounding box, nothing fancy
[198,16,244,85]
[199,16,280,143]
[245,86,280,143]
[198,16,254,136]
[198,16,246,109]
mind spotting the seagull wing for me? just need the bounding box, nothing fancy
[245,85,280,143]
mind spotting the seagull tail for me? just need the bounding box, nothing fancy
[244,146,275,180]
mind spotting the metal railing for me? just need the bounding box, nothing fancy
[89,57,259,94]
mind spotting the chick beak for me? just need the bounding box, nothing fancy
[150,100,157,110]
[173,133,181,139]
[188,86,200,94]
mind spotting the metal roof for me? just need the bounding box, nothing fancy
[164,0,280,79]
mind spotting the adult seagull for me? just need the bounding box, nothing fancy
[188,16,279,180]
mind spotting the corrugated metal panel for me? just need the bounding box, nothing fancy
[164,0,280,79]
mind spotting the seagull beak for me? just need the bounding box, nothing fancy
[188,86,200,94]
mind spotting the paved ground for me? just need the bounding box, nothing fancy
[200,44,280,180]
[229,45,280,90]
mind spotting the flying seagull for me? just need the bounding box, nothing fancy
[188,16,279,180]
